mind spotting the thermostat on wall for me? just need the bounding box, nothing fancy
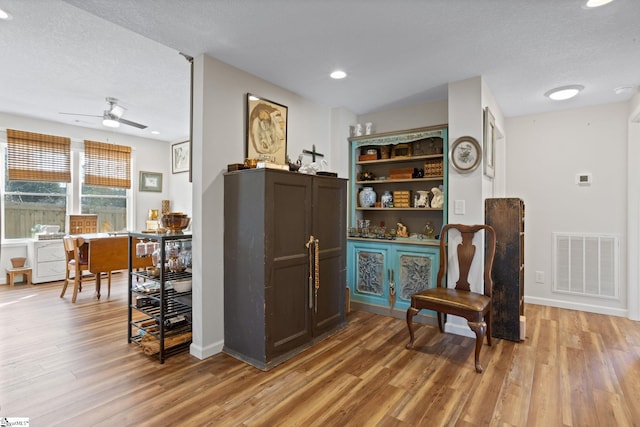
[576,173,592,186]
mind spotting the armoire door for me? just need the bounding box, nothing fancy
[312,176,347,336]
[265,172,313,359]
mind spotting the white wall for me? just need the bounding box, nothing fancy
[190,54,341,359]
[448,77,484,226]
[167,151,192,216]
[506,102,629,316]
[357,99,448,134]
[627,91,640,320]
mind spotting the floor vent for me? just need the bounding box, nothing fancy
[552,233,619,299]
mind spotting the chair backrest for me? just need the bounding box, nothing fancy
[63,236,76,264]
[63,236,86,266]
[436,224,496,296]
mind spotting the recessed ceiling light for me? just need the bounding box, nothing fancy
[0,8,12,20]
[330,70,347,80]
[544,85,584,101]
[151,130,160,135]
[584,0,615,8]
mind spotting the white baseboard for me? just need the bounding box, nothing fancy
[525,296,628,318]
[444,321,475,338]
[190,339,224,360]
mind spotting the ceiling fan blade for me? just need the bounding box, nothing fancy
[118,117,148,129]
[59,112,101,118]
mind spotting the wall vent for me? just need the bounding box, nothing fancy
[552,233,619,299]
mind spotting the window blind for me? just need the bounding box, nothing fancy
[84,140,132,188]
[6,129,71,182]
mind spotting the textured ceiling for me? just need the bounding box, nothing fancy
[0,0,638,143]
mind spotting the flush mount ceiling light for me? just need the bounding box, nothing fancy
[330,70,347,79]
[544,85,584,101]
[584,0,615,8]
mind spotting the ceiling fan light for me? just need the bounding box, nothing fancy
[545,85,584,101]
[102,116,120,128]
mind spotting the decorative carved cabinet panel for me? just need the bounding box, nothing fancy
[485,198,525,341]
[348,240,438,315]
[223,169,347,370]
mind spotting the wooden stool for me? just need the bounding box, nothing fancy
[6,267,32,287]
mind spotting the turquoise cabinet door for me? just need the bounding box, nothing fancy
[348,240,390,307]
[347,240,440,312]
[392,245,439,303]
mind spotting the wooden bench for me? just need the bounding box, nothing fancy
[6,267,32,287]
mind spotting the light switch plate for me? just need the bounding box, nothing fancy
[454,199,465,215]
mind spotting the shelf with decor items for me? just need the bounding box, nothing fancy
[127,232,192,364]
[347,124,448,317]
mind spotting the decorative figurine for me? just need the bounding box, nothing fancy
[431,187,444,209]
[396,222,408,238]
[424,221,435,239]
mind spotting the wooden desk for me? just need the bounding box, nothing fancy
[76,233,152,298]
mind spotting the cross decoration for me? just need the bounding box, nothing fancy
[302,144,324,162]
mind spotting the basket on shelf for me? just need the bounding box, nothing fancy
[424,158,444,177]
[393,191,411,208]
[389,167,414,180]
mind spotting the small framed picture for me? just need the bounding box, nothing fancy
[172,141,190,174]
[483,107,496,178]
[139,171,163,192]
[449,136,482,174]
[246,93,288,164]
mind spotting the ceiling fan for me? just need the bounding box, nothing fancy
[59,97,148,129]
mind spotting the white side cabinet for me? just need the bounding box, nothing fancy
[27,239,67,284]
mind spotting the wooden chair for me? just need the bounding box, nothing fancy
[406,223,496,373]
[60,236,111,303]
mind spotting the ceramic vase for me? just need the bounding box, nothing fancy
[381,190,393,208]
[359,187,376,207]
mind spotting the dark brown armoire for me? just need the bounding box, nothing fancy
[485,198,525,342]
[223,168,347,370]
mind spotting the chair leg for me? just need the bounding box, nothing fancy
[60,274,69,298]
[71,274,80,303]
[437,312,445,333]
[405,307,420,349]
[485,310,492,346]
[107,272,112,297]
[468,320,486,373]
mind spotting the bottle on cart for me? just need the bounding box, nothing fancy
[163,314,189,329]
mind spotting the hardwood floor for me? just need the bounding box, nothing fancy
[1,274,639,426]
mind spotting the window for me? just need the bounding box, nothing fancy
[2,131,133,239]
[81,183,127,232]
[3,169,67,238]
[81,140,132,232]
[4,129,70,238]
